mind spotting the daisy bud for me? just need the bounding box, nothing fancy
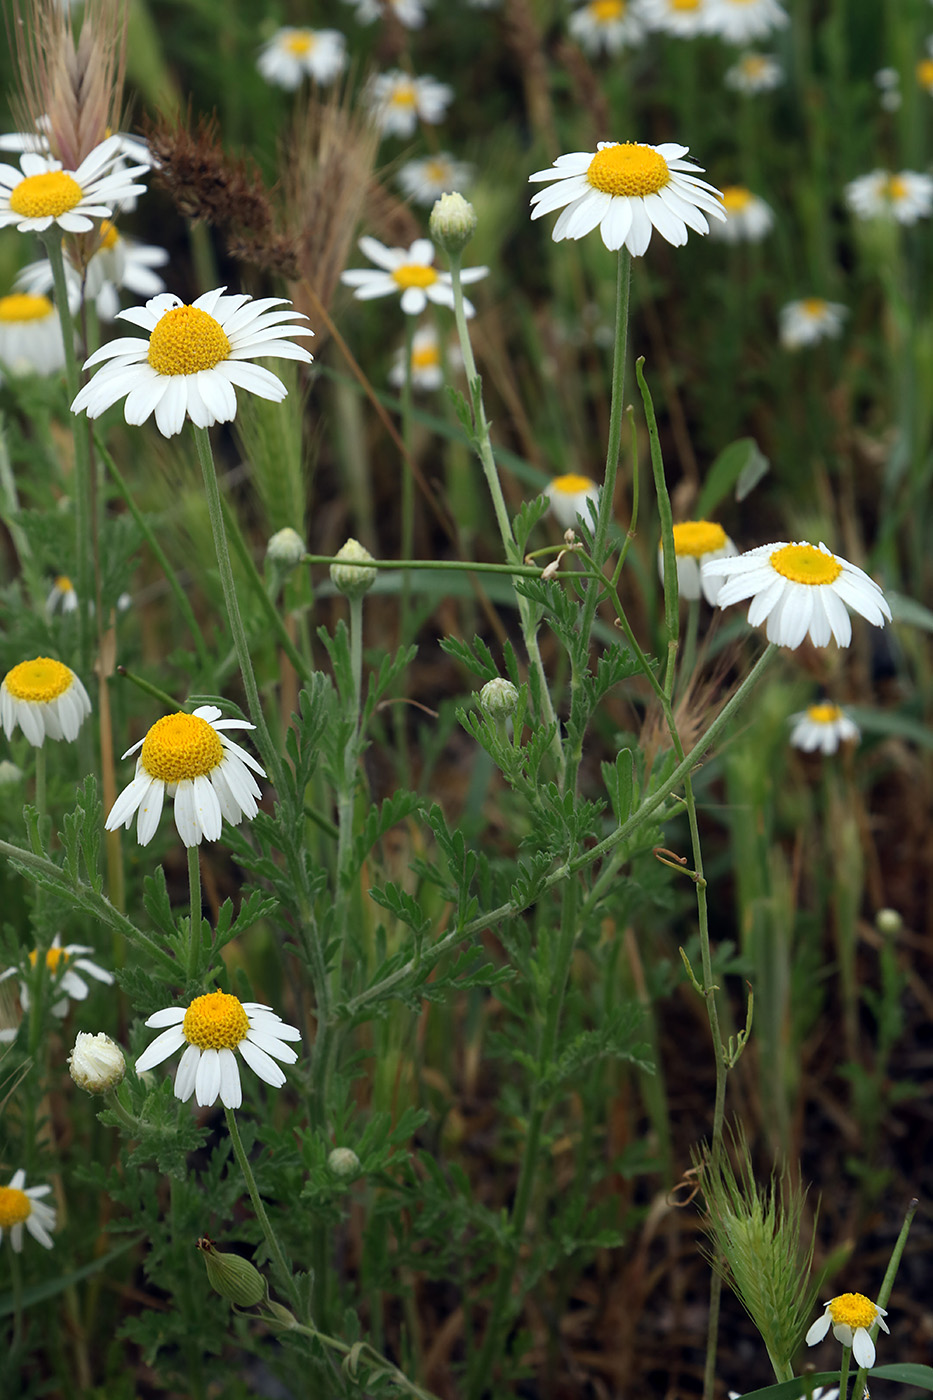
[327,1146,361,1179]
[429,192,478,253]
[196,1237,267,1307]
[875,908,902,936]
[0,760,24,786]
[479,678,519,719]
[330,539,378,599]
[266,527,306,571]
[68,1032,126,1093]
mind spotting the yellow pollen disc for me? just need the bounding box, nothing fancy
[918,59,933,88]
[285,30,315,55]
[390,83,416,107]
[4,657,73,703]
[0,1186,31,1228]
[0,292,54,322]
[183,990,250,1051]
[884,175,907,201]
[769,543,842,586]
[807,703,842,725]
[412,345,440,369]
[147,306,232,377]
[9,169,83,219]
[98,219,120,251]
[802,298,827,316]
[672,521,727,557]
[392,263,438,290]
[722,186,752,213]
[552,473,595,495]
[828,1293,878,1330]
[742,56,767,76]
[55,575,74,592]
[671,0,700,10]
[28,946,71,971]
[140,713,224,783]
[591,0,625,19]
[425,159,450,182]
[587,143,671,198]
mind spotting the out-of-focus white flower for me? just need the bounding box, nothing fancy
[636,0,711,38]
[845,169,933,224]
[343,0,430,26]
[789,702,860,754]
[366,71,452,138]
[257,27,347,89]
[0,292,67,379]
[46,574,78,615]
[545,474,600,530]
[397,153,474,205]
[0,1171,55,1252]
[0,935,114,1020]
[705,0,788,44]
[724,50,783,92]
[660,520,738,603]
[17,221,169,321]
[0,657,91,746]
[568,0,646,56]
[341,237,487,317]
[389,324,457,391]
[0,136,146,233]
[779,298,847,350]
[709,185,775,242]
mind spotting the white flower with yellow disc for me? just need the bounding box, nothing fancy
[636,0,711,39]
[366,71,452,139]
[705,0,788,45]
[0,135,146,234]
[0,1171,55,1252]
[660,521,738,603]
[789,703,860,754]
[106,705,265,847]
[397,153,474,206]
[341,237,487,317]
[135,990,301,1109]
[724,51,783,93]
[257,27,347,89]
[545,474,600,531]
[70,287,313,438]
[710,186,775,243]
[779,298,847,350]
[0,934,114,1027]
[17,221,169,322]
[0,656,91,746]
[845,168,933,225]
[806,1292,888,1369]
[0,291,67,379]
[568,0,646,57]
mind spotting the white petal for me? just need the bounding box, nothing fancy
[218,1047,242,1108]
[145,1006,187,1028]
[195,1047,221,1106]
[136,1024,186,1072]
[173,1043,201,1101]
[851,1329,875,1369]
[245,1027,299,1062]
[238,1037,287,1087]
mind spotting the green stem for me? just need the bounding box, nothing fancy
[271,1313,442,1400]
[220,494,312,684]
[851,1197,918,1398]
[838,1344,851,1400]
[400,315,416,641]
[637,358,679,697]
[187,845,201,982]
[224,1106,302,1316]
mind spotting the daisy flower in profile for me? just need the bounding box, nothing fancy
[779,298,847,350]
[637,0,711,39]
[389,324,458,391]
[366,71,452,139]
[710,186,775,242]
[135,989,301,1110]
[660,520,738,603]
[703,540,892,649]
[0,657,91,746]
[345,0,430,26]
[789,702,860,755]
[46,574,78,615]
[568,0,646,57]
[257,27,347,89]
[397,153,474,206]
[529,141,726,254]
[70,288,313,439]
[546,474,600,530]
[341,237,488,317]
[0,1171,55,1252]
[0,934,114,1021]
[729,1390,838,1400]
[845,169,933,225]
[917,57,933,94]
[806,1293,889,1369]
[705,0,788,44]
[18,221,169,322]
[106,705,265,848]
[0,135,146,234]
[724,51,783,93]
[0,292,67,380]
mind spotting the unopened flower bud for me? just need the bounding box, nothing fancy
[68,1031,126,1093]
[479,677,518,719]
[429,192,478,253]
[876,907,902,936]
[266,527,306,571]
[330,539,377,599]
[328,1146,361,1179]
[265,1300,299,1330]
[0,760,24,786]
[197,1237,267,1307]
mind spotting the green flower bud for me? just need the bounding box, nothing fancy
[479,677,518,719]
[266,527,306,571]
[265,1300,299,1330]
[429,192,478,253]
[327,1146,361,1180]
[68,1031,126,1093]
[197,1237,267,1307]
[330,539,378,599]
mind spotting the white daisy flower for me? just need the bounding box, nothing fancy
[397,153,474,205]
[389,324,451,390]
[17,221,169,322]
[70,287,313,439]
[0,656,91,746]
[709,186,775,242]
[0,291,67,379]
[106,705,266,848]
[529,140,725,255]
[0,934,114,1021]
[845,168,933,224]
[724,51,783,93]
[366,71,453,139]
[789,702,860,754]
[659,520,738,603]
[46,574,78,615]
[0,1170,56,1252]
[257,27,347,89]
[344,0,430,27]
[918,57,933,94]
[0,135,146,234]
[806,1293,889,1370]
[568,0,646,57]
[705,0,788,44]
[546,474,600,530]
[341,237,488,317]
[779,298,847,350]
[702,540,892,649]
[135,990,301,1110]
[636,0,711,39]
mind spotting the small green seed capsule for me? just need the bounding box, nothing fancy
[197,1237,267,1307]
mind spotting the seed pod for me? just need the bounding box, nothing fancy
[196,1237,267,1307]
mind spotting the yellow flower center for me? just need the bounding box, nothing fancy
[9,170,83,219]
[591,0,625,19]
[183,990,250,1050]
[807,703,842,725]
[424,159,452,183]
[147,306,232,377]
[551,473,596,495]
[0,1186,31,1227]
[587,143,671,198]
[883,174,907,202]
[4,657,73,703]
[389,82,417,108]
[917,59,933,89]
[672,521,727,557]
[54,575,74,593]
[0,292,54,323]
[284,30,315,56]
[412,344,441,369]
[28,946,71,972]
[802,298,828,317]
[769,543,842,586]
[828,1293,878,1331]
[722,186,752,213]
[392,263,438,290]
[671,0,700,10]
[741,56,767,77]
[98,219,120,251]
[140,713,224,783]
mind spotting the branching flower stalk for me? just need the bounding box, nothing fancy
[224,1105,304,1318]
